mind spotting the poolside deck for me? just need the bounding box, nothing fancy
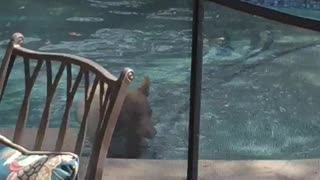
[0,128,319,180]
[103,158,320,180]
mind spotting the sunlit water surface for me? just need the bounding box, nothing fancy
[1,0,320,160]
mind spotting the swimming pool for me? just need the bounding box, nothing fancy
[1,0,320,160]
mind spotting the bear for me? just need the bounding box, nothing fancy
[76,77,157,158]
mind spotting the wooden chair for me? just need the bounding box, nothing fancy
[0,32,134,180]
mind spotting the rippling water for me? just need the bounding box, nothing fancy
[1,0,320,160]
[0,0,193,160]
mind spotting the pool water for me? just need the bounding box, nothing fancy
[1,0,320,160]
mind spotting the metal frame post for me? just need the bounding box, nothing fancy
[187,0,204,179]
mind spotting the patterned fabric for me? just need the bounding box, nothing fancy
[0,135,79,180]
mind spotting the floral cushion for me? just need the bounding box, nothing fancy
[0,135,79,180]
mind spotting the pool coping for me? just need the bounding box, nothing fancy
[0,128,318,179]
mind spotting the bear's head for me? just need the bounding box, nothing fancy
[117,77,157,140]
[76,76,157,158]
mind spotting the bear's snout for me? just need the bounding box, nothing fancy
[145,126,157,139]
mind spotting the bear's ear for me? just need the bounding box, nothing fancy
[138,77,150,97]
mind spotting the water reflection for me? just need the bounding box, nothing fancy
[66,17,104,22]
[0,0,192,160]
[3,0,320,161]
[39,28,192,60]
[88,0,145,8]
[147,8,193,21]
[201,2,320,160]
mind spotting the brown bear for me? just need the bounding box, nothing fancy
[76,77,157,158]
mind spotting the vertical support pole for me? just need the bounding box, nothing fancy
[187,0,204,179]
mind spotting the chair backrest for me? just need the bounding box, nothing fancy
[0,32,134,180]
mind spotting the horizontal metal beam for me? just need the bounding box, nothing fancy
[207,0,320,32]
